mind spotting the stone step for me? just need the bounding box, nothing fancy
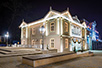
[0,48,11,52]
[0,50,11,54]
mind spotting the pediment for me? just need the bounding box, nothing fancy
[19,21,27,28]
[44,10,60,19]
[61,11,73,20]
[82,22,87,27]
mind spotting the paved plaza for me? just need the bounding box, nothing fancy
[0,48,102,68]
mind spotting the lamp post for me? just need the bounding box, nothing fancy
[39,25,45,50]
[5,32,9,47]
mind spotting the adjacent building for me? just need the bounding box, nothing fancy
[84,20,102,50]
[20,8,87,52]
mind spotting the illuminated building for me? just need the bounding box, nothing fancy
[83,20,102,50]
[19,7,87,52]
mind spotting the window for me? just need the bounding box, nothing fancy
[82,29,85,37]
[40,39,42,45]
[23,28,26,37]
[40,39,42,48]
[65,39,68,48]
[23,40,25,45]
[50,38,55,48]
[32,28,36,35]
[65,22,68,32]
[50,22,54,31]
[32,39,35,45]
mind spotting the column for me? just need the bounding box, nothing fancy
[57,17,60,35]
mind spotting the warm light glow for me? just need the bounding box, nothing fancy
[57,18,59,34]
[20,10,86,28]
[26,27,28,38]
[65,39,68,48]
[60,38,63,52]
[45,22,48,36]
[65,22,68,32]
[61,18,63,35]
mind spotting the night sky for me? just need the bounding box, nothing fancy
[0,0,102,42]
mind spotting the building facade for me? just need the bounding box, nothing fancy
[85,20,102,50]
[20,8,87,52]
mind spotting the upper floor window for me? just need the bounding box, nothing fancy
[65,39,68,48]
[23,28,26,37]
[82,29,85,37]
[32,28,36,35]
[50,38,55,48]
[50,22,54,32]
[65,22,68,32]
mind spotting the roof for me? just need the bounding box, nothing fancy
[20,7,86,28]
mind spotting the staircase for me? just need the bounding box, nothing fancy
[0,48,14,54]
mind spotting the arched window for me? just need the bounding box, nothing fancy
[32,28,36,35]
[40,39,42,45]
[40,39,42,48]
[32,39,35,45]
[65,22,68,32]
[23,40,25,45]
[23,27,26,37]
[65,39,68,48]
[50,22,54,31]
[50,38,55,48]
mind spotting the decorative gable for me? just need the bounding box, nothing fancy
[73,16,80,23]
[82,22,87,28]
[19,20,27,28]
[61,11,73,21]
[44,10,60,19]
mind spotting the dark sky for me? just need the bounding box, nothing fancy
[0,0,102,41]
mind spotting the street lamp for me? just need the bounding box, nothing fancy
[39,25,45,50]
[5,32,9,47]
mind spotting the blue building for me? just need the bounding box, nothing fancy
[84,20,102,50]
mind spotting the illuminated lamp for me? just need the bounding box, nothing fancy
[76,39,78,42]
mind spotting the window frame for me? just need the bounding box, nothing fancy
[32,27,36,35]
[23,27,26,37]
[65,22,68,32]
[23,40,25,45]
[50,38,55,48]
[65,39,68,49]
[40,39,42,45]
[50,22,55,32]
[32,39,35,45]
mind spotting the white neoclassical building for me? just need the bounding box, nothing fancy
[20,7,88,52]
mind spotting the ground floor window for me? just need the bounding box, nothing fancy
[50,38,55,48]
[32,39,35,45]
[23,40,25,45]
[65,39,68,48]
[83,41,85,48]
[40,39,42,45]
